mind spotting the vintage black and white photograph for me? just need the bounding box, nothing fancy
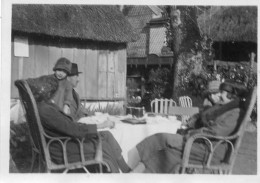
[1,0,259,182]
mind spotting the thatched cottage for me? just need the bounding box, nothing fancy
[11,4,137,108]
[198,6,257,64]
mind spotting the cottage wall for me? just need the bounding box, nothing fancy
[11,35,127,103]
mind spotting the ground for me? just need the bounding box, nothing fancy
[232,129,257,174]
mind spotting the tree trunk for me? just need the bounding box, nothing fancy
[170,7,182,99]
[172,54,179,99]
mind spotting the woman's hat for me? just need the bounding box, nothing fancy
[206,80,221,94]
[27,75,59,102]
[53,57,72,74]
[69,63,82,76]
[220,82,234,94]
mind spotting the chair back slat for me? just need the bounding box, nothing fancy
[15,80,51,166]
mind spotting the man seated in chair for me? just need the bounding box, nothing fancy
[26,75,131,173]
[66,63,89,122]
[130,82,246,173]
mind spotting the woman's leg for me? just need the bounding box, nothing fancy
[136,133,184,162]
[132,133,184,173]
[99,131,131,173]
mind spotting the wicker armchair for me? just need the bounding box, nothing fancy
[15,79,110,173]
[176,86,257,174]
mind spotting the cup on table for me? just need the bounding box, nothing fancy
[126,106,145,118]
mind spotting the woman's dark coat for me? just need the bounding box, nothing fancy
[136,100,243,173]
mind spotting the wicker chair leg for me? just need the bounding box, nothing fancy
[173,164,181,173]
[30,151,36,172]
[37,155,41,172]
[99,163,103,173]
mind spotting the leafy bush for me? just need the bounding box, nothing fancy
[10,122,32,172]
[145,67,173,99]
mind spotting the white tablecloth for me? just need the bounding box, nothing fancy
[78,113,181,168]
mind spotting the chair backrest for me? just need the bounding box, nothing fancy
[15,80,51,165]
[151,98,177,114]
[232,86,257,144]
[179,96,192,107]
[223,86,257,173]
[168,106,199,125]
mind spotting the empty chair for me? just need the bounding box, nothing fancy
[179,96,192,107]
[151,98,177,115]
[178,96,193,123]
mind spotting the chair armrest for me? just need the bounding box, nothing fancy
[45,134,72,166]
[45,131,104,165]
[182,128,237,168]
[77,134,103,163]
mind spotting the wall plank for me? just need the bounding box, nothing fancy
[61,42,74,62]
[117,49,127,98]
[98,52,108,99]
[22,38,35,79]
[34,40,49,77]
[107,72,115,98]
[73,48,85,97]
[113,51,119,98]
[48,44,62,75]
[107,51,115,98]
[85,49,98,99]
[118,49,127,73]
[108,51,115,73]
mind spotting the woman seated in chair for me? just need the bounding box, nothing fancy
[27,75,131,173]
[185,80,222,129]
[202,80,222,108]
[131,82,247,173]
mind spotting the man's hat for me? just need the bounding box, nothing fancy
[206,80,221,94]
[53,57,72,74]
[69,63,82,76]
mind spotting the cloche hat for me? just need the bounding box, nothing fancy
[53,57,72,74]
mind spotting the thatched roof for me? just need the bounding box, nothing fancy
[12,4,138,43]
[198,6,257,43]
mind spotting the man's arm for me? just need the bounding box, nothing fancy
[39,103,97,139]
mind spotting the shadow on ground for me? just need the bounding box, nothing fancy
[10,130,257,174]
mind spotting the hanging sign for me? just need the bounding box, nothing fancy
[14,36,29,57]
